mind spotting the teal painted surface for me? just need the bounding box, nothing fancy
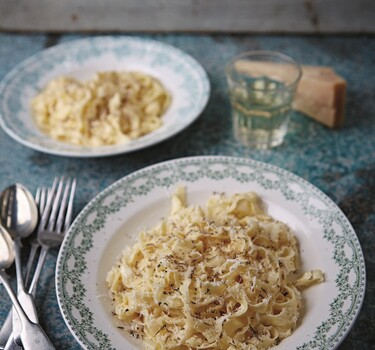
[0,33,374,349]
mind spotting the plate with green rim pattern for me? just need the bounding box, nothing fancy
[56,156,365,349]
[0,36,210,157]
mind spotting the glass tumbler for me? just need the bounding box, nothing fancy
[225,51,302,149]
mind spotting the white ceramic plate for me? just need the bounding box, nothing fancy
[56,156,366,349]
[0,36,210,157]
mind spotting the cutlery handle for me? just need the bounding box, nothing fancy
[16,290,39,322]
[4,290,39,350]
[28,246,48,296]
[13,240,26,293]
[6,247,49,349]
[0,242,41,349]
[24,242,40,287]
[0,271,55,350]
[3,337,22,350]
[19,321,55,350]
[6,239,39,349]
[0,311,13,348]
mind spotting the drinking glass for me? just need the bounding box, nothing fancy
[225,51,302,149]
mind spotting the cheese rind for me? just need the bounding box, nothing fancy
[297,68,346,109]
[293,94,339,128]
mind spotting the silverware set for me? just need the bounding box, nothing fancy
[0,177,77,350]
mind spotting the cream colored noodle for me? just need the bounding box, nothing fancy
[31,71,171,146]
[107,188,324,350]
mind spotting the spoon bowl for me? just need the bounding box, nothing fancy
[0,184,38,239]
[0,224,15,270]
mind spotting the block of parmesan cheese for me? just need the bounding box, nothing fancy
[293,93,340,128]
[234,61,347,128]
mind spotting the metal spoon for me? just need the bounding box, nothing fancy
[0,225,55,350]
[0,187,45,349]
[0,184,40,347]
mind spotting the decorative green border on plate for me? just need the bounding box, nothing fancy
[56,156,366,349]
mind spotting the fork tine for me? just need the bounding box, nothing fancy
[35,187,41,207]
[35,187,48,216]
[55,179,72,233]
[39,178,59,230]
[63,178,76,233]
[39,188,48,214]
[47,177,65,231]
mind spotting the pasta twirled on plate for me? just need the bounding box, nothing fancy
[107,188,324,350]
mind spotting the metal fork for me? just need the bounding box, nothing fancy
[4,177,76,350]
[27,177,76,295]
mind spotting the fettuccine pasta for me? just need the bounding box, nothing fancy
[107,188,324,349]
[31,71,171,146]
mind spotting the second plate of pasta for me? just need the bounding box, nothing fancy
[56,156,365,350]
[0,36,210,157]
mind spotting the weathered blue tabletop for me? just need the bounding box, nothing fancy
[0,33,374,349]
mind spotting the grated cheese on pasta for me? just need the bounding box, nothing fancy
[107,188,324,350]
